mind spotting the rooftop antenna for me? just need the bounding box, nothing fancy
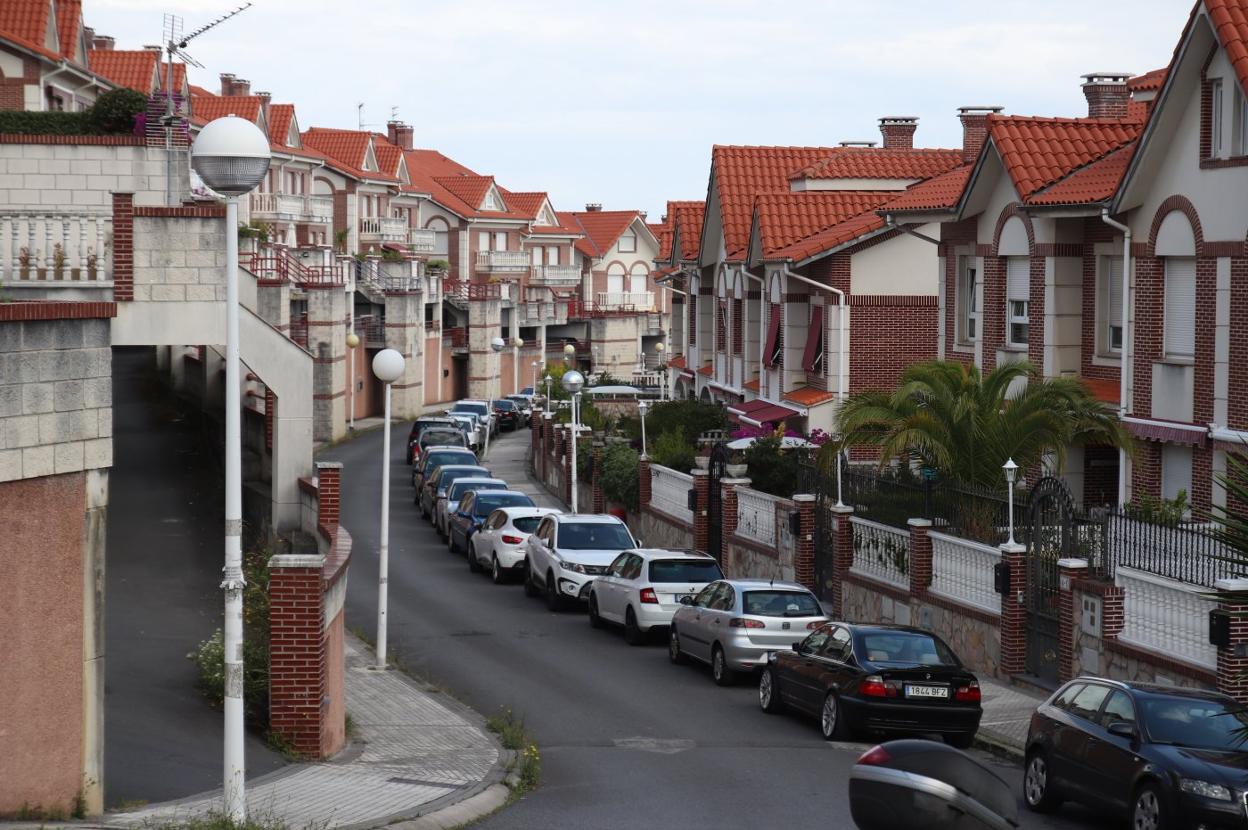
[162,3,254,205]
[390,105,399,121]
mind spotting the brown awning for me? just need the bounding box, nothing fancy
[801,304,824,372]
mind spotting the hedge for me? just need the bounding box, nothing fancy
[0,88,148,136]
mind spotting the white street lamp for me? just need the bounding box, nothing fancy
[531,359,540,393]
[483,336,505,460]
[346,332,360,431]
[564,342,576,365]
[563,369,585,513]
[512,338,523,394]
[372,348,406,670]
[191,114,270,824]
[638,398,649,457]
[1003,458,1019,546]
[655,342,666,400]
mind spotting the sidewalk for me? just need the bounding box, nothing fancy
[975,679,1044,758]
[481,427,563,510]
[100,636,506,830]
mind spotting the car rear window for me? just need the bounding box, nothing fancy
[474,493,535,515]
[855,631,959,666]
[439,468,487,488]
[742,590,821,618]
[453,404,488,417]
[425,450,474,471]
[512,516,543,533]
[494,400,516,411]
[422,430,464,445]
[557,522,634,550]
[449,480,502,500]
[649,559,723,583]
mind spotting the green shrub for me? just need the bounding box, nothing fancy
[745,435,809,498]
[650,429,694,473]
[0,110,92,135]
[601,442,640,510]
[641,399,727,447]
[86,88,147,134]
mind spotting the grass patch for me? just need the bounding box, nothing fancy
[144,811,298,830]
[485,707,527,750]
[485,707,541,802]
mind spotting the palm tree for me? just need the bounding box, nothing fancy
[832,360,1131,490]
[1212,452,1248,563]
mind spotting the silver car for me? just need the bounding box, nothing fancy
[668,579,828,686]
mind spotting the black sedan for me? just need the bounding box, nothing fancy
[1024,677,1248,830]
[491,399,520,431]
[759,623,982,748]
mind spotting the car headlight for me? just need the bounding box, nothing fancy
[558,560,587,574]
[1179,779,1233,801]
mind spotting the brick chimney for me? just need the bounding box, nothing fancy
[91,34,114,50]
[958,106,1003,164]
[1082,73,1131,119]
[585,203,602,212]
[220,73,250,97]
[387,120,414,151]
[879,117,918,150]
[255,91,271,124]
[142,44,162,52]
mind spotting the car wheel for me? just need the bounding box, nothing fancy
[491,555,505,585]
[820,692,848,741]
[711,645,735,686]
[759,667,785,713]
[1023,751,1062,813]
[545,571,564,612]
[945,732,975,750]
[523,560,539,597]
[467,541,481,573]
[1131,782,1165,830]
[668,627,688,664]
[588,595,605,629]
[623,607,645,646]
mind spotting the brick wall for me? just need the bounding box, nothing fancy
[847,297,938,394]
[1080,218,1119,381]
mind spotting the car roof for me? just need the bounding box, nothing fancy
[416,416,454,423]
[553,513,627,525]
[436,465,488,473]
[626,548,716,560]
[716,578,810,591]
[1067,676,1234,701]
[471,489,531,498]
[452,478,506,487]
[454,399,487,406]
[494,506,560,517]
[837,622,945,637]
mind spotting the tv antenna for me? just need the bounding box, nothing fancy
[356,103,379,131]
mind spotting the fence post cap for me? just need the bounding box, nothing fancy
[639,454,649,462]
[1214,577,1248,592]
[792,494,816,504]
[691,469,709,478]
[1057,558,1088,570]
[830,504,854,515]
[269,553,327,570]
[907,517,933,528]
[721,477,751,486]
[315,460,343,471]
[999,542,1027,554]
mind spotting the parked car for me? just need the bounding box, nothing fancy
[587,549,723,645]
[523,513,638,612]
[447,489,536,554]
[407,417,458,463]
[491,398,521,431]
[468,506,562,582]
[437,477,507,537]
[411,446,477,492]
[417,464,488,518]
[450,400,496,436]
[415,428,467,469]
[758,623,982,747]
[1023,678,1248,829]
[505,395,533,426]
[668,579,828,686]
[445,413,482,450]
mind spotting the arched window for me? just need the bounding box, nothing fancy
[629,262,649,294]
[426,216,450,255]
[607,262,627,295]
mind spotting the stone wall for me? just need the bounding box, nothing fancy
[0,141,185,209]
[131,215,232,304]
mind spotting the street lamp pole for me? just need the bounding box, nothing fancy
[531,359,539,392]
[563,369,585,513]
[638,398,649,457]
[372,348,406,669]
[1003,458,1019,547]
[655,341,665,401]
[346,332,360,431]
[191,115,271,823]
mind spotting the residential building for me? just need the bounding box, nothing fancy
[0,0,103,111]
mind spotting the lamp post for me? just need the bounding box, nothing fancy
[346,332,360,431]
[531,359,539,393]
[1003,458,1019,546]
[655,341,665,400]
[638,398,649,457]
[564,342,576,366]
[513,337,523,394]
[190,115,271,823]
[483,336,505,460]
[372,348,406,669]
[563,369,585,513]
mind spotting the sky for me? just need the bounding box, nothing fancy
[85,0,1190,219]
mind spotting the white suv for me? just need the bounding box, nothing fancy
[524,514,637,612]
[587,549,723,645]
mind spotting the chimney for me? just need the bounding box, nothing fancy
[386,120,414,151]
[91,34,114,50]
[255,91,271,124]
[1082,73,1131,119]
[219,73,250,97]
[958,106,1003,164]
[83,26,94,45]
[838,140,878,148]
[585,203,602,212]
[638,210,647,220]
[142,44,162,52]
[879,117,918,150]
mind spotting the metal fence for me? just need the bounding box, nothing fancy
[849,517,910,589]
[1106,513,1237,587]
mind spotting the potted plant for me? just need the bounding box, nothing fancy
[693,443,712,470]
[51,243,66,279]
[426,258,450,276]
[18,246,31,280]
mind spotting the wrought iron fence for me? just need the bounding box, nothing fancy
[1105,512,1237,587]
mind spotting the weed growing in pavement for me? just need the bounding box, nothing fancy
[486,707,542,802]
[344,713,358,740]
[143,810,293,830]
[114,798,149,812]
[485,706,527,750]
[2,802,67,821]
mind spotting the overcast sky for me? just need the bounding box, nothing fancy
[87,0,1188,219]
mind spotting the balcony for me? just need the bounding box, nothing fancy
[358,216,408,243]
[0,210,112,286]
[476,250,530,272]
[530,264,581,286]
[596,291,655,311]
[249,193,334,224]
[408,228,437,253]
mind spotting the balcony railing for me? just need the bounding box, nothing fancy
[307,196,333,223]
[408,228,436,253]
[1,210,112,284]
[249,193,334,224]
[358,216,408,242]
[530,264,581,285]
[596,291,654,310]
[476,250,530,272]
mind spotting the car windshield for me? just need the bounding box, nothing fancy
[424,450,474,471]
[494,400,516,411]
[449,480,502,501]
[452,403,488,417]
[474,493,534,515]
[512,516,543,533]
[742,590,822,618]
[506,396,528,405]
[557,522,634,550]
[1142,695,1248,750]
[413,420,453,438]
[649,559,723,583]
[855,632,960,667]
[520,387,535,395]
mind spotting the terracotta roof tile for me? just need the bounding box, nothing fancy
[0,0,60,61]
[988,115,1141,198]
[88,49,159,93]
[403,149,529,218]
[502,191,546,217]
[192,93,263,125]
[189,84,216,97]
[1207,0,1248,97]
[668,355,687,369]
[697,364,713,376]
[1127,67,1168,91]
[372,136,405,179]
[1028,142,1137,206]
[753,192,895,257]
[648,222,670,258]
[667,200,704,261]
[784,387,837,406]
[567,210,643,258]
[55,0,81,63]
[433,174,496,210]
[268,104,295,147]
[882,166,973,213]
[791,148,963,181]
[769,211,886,263]
[158,61,187,94]
[713,145,839,257]
[303,127,398,182]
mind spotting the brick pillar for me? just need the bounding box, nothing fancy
[999,542,1027,676]
[907,518,933,597]
[316,461,342,538]
[831,505,854,617]
[1057,558,1088,684]
[692,469,709,553]
[721,477,749,539]
[268,552,327,757]
[591,442,605,514]
[793,494,816,592]
[1215,578,1248,705]
[1101,583,1124,641]
[639,455,652,507]
[112,192,134,301]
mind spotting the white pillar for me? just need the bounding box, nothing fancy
[376,380,392,668]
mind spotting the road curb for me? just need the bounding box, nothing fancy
[973,731,1024,762]
[383,783,511,830]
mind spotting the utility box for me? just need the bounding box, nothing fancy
[1081,595,1102,637]
[1210,608,1231,648]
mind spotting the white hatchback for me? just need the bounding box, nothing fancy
[524,514,637,611]
[587,549,724,645]
[469,506,561,583]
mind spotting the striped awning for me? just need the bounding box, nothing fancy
[1122,416,1207,446]
[727,398,799,427]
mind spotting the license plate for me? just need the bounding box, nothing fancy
[905,684,949,699]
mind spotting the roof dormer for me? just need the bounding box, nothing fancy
[362,140,379,173]
[481,183,505,211]
[535,198,558,226]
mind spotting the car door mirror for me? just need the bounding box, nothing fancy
[792,641,804,653]
[1106,721,1136,739]
[679,595,695,606]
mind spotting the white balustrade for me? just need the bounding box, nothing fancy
[358,216,408,241]
[306,195,334,223]
[1116,566,1218,670]
[1,211,111,283]
[735,487,781,547]
[650,464,693,525]
[929,531,1001,615]
[408,228,436,253]
[477,250,530,271]
[849,517,910,589]
[531,264,581,284]
[596,291,654,310]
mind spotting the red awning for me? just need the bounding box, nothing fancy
[727,398,799,427]
[764,305,782,367]
[381,241,408,253]
[1123,417,1207,446]
[801,304,824,372]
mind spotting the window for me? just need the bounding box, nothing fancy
[732,299,743,355]
[629,262,648,293]
[741,590,820,617]
[1101,691,1136,730]
[1236,83,1248,156]
[716,303,727,351]
[802,628,831,654]
[694,582,721,607]
[1100,256,1124,355]
[855,631,959,666]
[1161,444,1193,506]
[709,584,736,612]
[821,626,853,662]
[618,231,637,253]
[764,305,783,367]
[802,304,825,372]
[1052,683,1086,712]
[607,263,626,295]
[1163,257,1196,360]
[1211,78,1225,158]
[428,218,449,255]
[546,247,559,266]
[1006,257,1029,347]
[1068,684,1111,722]
[493,231,507,251]
[531,247,542,266]
[556,522,634,550]
[958,256,979,343]
[649,558,723,583]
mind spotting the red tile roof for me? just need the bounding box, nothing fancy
[988,115,1141,199]
[0,0,62,61]
[668,355,687,370]
[372,136,405,179]
[648,222,670,258]
[88,49,159,93]
[567,210,643,258]
[268,104,295,147]
[158,61,187,94]
[784,387,837,406]
[753,192,895,257]
[1207,0,1248,97]
[791,148,963,181]
[1028,142,1137,206]
[55,0,81,63]
[770,211,887,263]
[189,84,216,97]
[697,364,713,376]
[303,127,398,182]
[502,191,547,217]
[667,200,704,261]
[881,165,973,213]
[433,174,496,210]
[404,149,529,219]
[712,145,839,258]
[192,93,264,125]
[1127,67,1168,91]
[743,378,760,391]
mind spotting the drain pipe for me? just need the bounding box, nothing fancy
[780,265,847,414]
[739,265,767,393]
[1100,209,1132,508]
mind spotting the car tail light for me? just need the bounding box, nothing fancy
[501,534,524,545]
[955,680,981,703]
[857,745,891,766]
[728,618,765,628]
[806,620,825,630]
[640,587,659,604]
[859,675,898,698]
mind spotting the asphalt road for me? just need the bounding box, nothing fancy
[325,423,1115,830]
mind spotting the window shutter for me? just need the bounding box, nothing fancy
[1161,444,1193,503]
[764,305,782,367]
[801,304,824,371]
[1006,257,1029,301]
[1164,257,1196,358]
[1107,257,1124,323]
